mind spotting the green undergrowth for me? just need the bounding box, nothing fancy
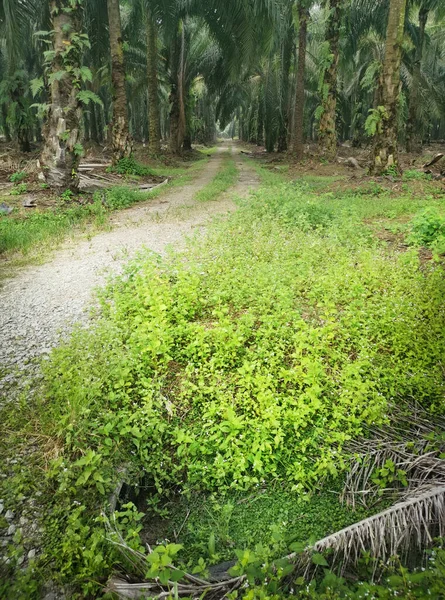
[156,487,371,566]
[2,166,445,597]
[194,153,238,201]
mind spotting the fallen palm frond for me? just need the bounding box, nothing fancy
[105,404,445,598]
[104,513,247,599]
[105,485,445,598]
[289,485,445,576]
[342,403,445,508]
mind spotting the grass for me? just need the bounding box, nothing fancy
[2,161,445,597]
[149,486,371,566]
[194,153,238,201]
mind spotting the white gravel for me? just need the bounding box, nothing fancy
[0,147,259,394]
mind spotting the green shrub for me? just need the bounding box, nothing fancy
[102,186,148,209]
[10,182,28,195]
[407,208,445,253]
[110,156,153,177]
[41,183,445,502]
[9,171,27,183]
[403,169,431,182]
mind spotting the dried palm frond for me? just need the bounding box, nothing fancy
[105,486,445,597]
[289,485,445,577]
[342,403,445,508]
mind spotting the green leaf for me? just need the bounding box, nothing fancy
[30,78,44,98]
[48,70,67,85]
[312,553,329,567]
[76,90,103,107]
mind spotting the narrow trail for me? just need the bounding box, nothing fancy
[0,144,259,391]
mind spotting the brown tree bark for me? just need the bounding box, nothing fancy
[41,0,84,190]
[146,12,161,155]
[169,23,186,155]
[318,0,341,160]
[291,1,309,160]
[370,0,407,174]
[107,0,132,163]
[406,7,428,154]
[277,9,294,153]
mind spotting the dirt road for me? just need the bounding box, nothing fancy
[0,145,259,391]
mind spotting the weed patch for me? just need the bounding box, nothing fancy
[194,155,238,201]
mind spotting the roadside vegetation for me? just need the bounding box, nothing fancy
[194,153,238,202]
[2,160,445,598]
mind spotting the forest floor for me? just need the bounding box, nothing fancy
[0,143,259,395]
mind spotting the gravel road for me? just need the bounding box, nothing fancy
[0,146,259,394]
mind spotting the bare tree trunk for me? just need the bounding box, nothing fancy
[370,0,407,174]
[277,9,294,153]
[406,7,428,154]
[146,12,161,155]
[169,22,186,155]
[107,0,132,163]
[318,0,341,160]
[41,0,83,190]
[291,1,309,160]
[257,89,264,146]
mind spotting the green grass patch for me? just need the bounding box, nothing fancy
[194,154,238,201]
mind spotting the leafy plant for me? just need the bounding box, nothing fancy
[9,171,27,184]
[110,157,153,177]
[10,183,28,195]
[407,208,445,253]
[364,106,388,137]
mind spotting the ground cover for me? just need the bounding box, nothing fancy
[1,160,445,598]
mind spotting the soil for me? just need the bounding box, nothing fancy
[0,143,259,394]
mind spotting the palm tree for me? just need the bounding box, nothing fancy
[406,0,445,153]
[40,0,85,190]
[318,0,342,159]
[107,0,132,162]
[370,0,408,174]
[291,0,311,159]
[146,10,161,155]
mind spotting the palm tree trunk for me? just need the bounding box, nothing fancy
[406,7,428,154]
[1,105,11,142]
[169,22,186,155]
[107,0,132,163]
[291,1,309,160]
[318,0,341,159]
[370,0,407,174]
[257,90,264,146]
[277,12,294,153]
[146,12,161,155]
[41,0,83,190]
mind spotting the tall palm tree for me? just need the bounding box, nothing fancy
[146,9,161,155]
[41,0,85,190]
[318,0,342,159]
[406,0,445,153]
[370,0,408,174]
[291,0,311,159]
[107,0,132,162]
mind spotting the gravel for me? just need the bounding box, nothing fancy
[0,147,258,397]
